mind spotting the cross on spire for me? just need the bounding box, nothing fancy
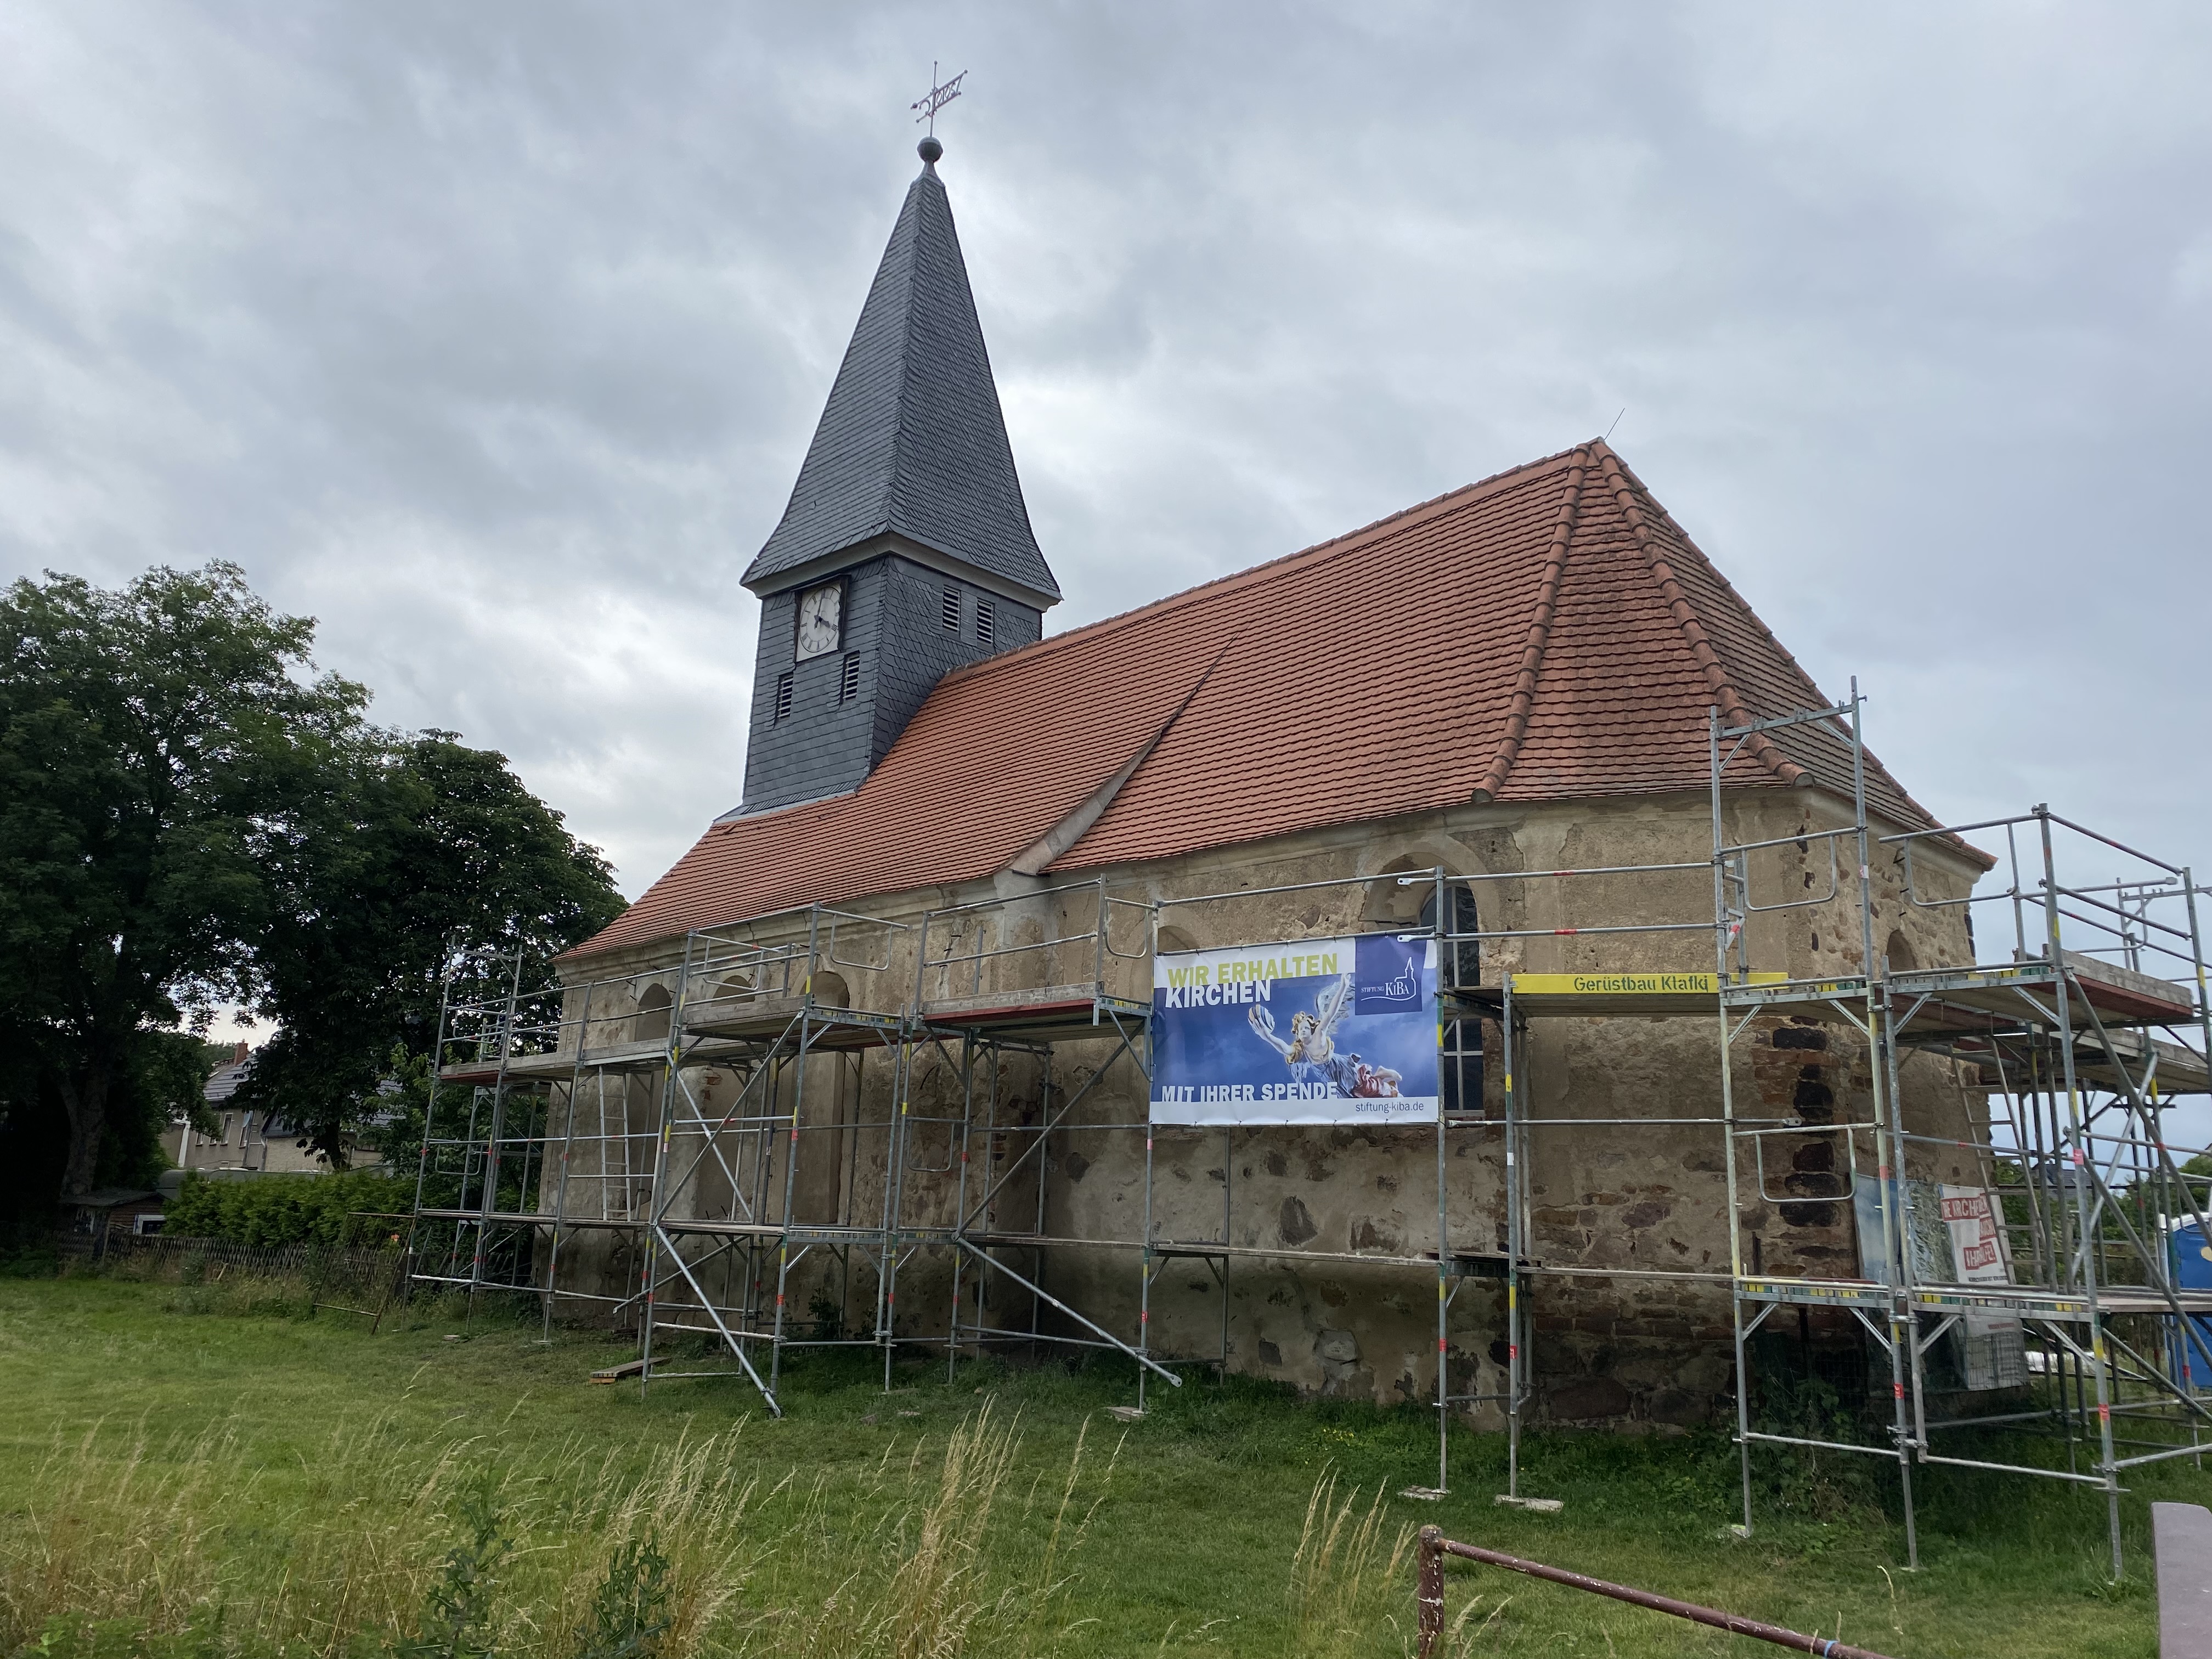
[911,63,966,134]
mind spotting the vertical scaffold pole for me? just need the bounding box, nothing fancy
[1221,1115,1233,1375]
[1139,1116,1155,1409]
[410,946,460,1305]
[2187,870,2212,1208]
[1877,966,1922,1573]
[638,933,701,1402]
[1711,707,1756,1541]
[947,1035,977,1383]
[470,948,529,1316]
[771,1006,813,1396]
[2037,808,2123,1578]
[1030,1054,1052,1362]
[879,1035,914,1392]
[1502,974,1521,1501]
[1434,866,1451,1494]
[543,977,595,1345]
[636,1081,672,1400]
[2183,867,2212,1476]
[1144,1002,1161,1408]
[1850,684,1917,1571]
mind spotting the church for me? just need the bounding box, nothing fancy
[532,134,2001,1432]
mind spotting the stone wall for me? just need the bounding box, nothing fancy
[543,783,1989,1427]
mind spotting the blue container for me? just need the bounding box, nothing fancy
[2176,1221,2212,1391]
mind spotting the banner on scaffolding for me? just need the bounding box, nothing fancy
[1149,934,1440,1125]
[1853,1178,2028,1390]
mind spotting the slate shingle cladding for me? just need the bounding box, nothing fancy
[737,556,1040,814]
[733,148,1058,815]
[741,156,1058,604]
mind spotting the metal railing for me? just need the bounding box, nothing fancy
[1413,1528,1896,1658]
[914,877,1155,1009]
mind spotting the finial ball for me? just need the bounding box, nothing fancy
[918,135,943,165]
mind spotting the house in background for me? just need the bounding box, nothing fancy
[60,1187,167,1242]
[162,1041,331,1176]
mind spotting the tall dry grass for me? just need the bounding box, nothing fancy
[0,1402,1118,1659]
[1286,1466,1414,1658]
[777,1404,1122,1659]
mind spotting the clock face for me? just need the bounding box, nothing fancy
[794,581,843,661]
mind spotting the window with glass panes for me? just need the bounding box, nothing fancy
[1420,885,1482,1114]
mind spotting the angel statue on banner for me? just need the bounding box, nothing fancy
[1248,974,1402,1098]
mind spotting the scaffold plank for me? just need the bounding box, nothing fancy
[1735,1277,1894,1308]
[1448,970,1849,1019]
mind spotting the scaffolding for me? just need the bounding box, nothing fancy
[409,686,2210,1576]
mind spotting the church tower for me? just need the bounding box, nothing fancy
[734,136,1059,816]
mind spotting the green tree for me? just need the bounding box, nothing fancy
[0,563,624,1223]
[237,731,622,1166]
[0,564,359,1202]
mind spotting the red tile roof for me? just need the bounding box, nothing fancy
[573,441,1957,960]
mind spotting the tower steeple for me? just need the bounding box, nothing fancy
[741,141,1058,607]
[734,140,1059,817]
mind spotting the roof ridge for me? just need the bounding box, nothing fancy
[1593,443,1805,787]
[933,442,1593,694]
[1474,442,1592,802]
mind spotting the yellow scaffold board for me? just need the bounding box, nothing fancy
[1497,970,1790,1017]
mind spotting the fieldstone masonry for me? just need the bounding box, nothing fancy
[546,786,1991,1432]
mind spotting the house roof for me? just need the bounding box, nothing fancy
[204,1057,252,1104]
[577,440,1961,960]
[740,149,1059,605]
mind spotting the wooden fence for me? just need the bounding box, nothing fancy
[63,1231,412,1304]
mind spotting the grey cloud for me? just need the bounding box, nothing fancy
[2,6,2206,1105]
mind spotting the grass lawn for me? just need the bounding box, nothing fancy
[0,1274,2200,1657]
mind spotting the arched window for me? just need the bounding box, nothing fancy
[1420,885,1482,1115]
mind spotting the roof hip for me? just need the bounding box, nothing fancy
[1595,443,1807,788]
[1475,443,1592,802]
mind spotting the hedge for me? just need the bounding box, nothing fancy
[162,1169,416,1246]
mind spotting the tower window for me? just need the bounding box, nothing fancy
[941,585,961,631]
[975,599,995,646]
[839,652,861,702]
[774,672,793,723]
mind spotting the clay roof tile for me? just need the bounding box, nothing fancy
[572,443,1960,960]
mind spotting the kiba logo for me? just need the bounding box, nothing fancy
[1358,960,1421,1006]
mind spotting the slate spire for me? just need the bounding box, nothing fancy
[742,140,1059,605]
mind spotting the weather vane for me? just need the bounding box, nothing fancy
[911,63,967,134]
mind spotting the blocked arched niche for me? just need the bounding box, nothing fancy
[808,970,851,1008]
[1369,853,1432,926]
[633,984,673,1042]
[1884,930,1917,974]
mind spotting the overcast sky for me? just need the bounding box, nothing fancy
[5,5,2208,1007]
